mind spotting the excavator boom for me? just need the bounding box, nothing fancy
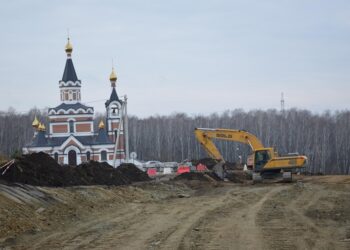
[194,128,265,161]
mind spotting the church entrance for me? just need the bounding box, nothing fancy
[68,150,77,166]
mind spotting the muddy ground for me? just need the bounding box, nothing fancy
[1,176,350,250]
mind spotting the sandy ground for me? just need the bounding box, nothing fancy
[1,176,350,250]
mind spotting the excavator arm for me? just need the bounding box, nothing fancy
[194,128,225,162]
[194,128,265,162]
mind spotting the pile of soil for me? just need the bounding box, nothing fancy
[191,158,217,169]
[173,172,221,182]
[174,167,248,184]
[0,152,150,187]
[226,170,250,183]
[224,162,243,170]
[191,158,242,170]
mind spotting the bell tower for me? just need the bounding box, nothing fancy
[105,67,122,142]
[59,37,81,103]
[105,67,125,160]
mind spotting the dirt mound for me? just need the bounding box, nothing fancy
[117,163,150,183]
[191,158,217,169]
[0,152,150,186]
[174,170,248,184]
[191,158,241,170]
[224,162,243,170]
[226,170,250,183]
[174,172,221,182]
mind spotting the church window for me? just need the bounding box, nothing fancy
[86,151,91,161]
[69,90,73,101]
[101,150,107,161]
[110,105,119,116]
[64,92,69,100]
[54,153,58,162]
[73,92,77,100]
[69,120,74,133]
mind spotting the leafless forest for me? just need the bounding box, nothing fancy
[0,108,349,174]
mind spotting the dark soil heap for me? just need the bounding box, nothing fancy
[173,172,221,182]
[225,170,250,183]
[0,152,150,187]
[191,158,217,169]
[191,158,242,170]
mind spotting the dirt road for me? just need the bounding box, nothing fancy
[1,176,350,249]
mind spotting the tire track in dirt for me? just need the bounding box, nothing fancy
[178,185,287,250]
[148,193,232,250]
[3,178,350,250]
[13,202,149,249]
[10,187,234,250]
[255,182,350,250]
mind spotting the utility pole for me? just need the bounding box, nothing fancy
[124,95,130,163]
[112,95,130,167]
[280,92,285,113]
[113,102,124,168]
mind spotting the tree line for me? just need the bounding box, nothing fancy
[0,108,349,174]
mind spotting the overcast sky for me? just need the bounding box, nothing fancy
[0,0,349,117]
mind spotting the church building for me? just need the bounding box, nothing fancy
[22,38,126,166]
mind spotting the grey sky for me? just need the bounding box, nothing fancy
[0,0,349,117]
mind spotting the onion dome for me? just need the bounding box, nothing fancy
[98,120,105,129]
[65,38,73,55]
[110,67,117,87]
[38,123,46,131]
[95,120,111,144]
[32,116,39,128]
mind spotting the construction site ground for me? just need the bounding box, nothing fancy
[1,175,350,250]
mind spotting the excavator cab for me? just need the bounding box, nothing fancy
[254,149,270,172]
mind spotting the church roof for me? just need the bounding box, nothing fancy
[62,58,78,82]
[95,127,112,144]
[49,102,94,112]
[26,134,113,148]
[30,131,48,147]
[105,87,121,107]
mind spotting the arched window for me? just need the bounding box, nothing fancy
[86,151,91,161]
[54,153,58,162]
[110,104,119,117]
[69,120,74,133]
[101,150,107,161]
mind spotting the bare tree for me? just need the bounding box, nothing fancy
[0,108,349,174]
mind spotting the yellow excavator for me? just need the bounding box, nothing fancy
[194,128,307,183]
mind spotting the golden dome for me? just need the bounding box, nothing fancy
[109,67,117,82]
[98,120,105,129]
[65,38,73,54]
[32,116,39,128]
[38,122,46,131]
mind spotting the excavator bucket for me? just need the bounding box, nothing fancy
[212,161,225,180]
